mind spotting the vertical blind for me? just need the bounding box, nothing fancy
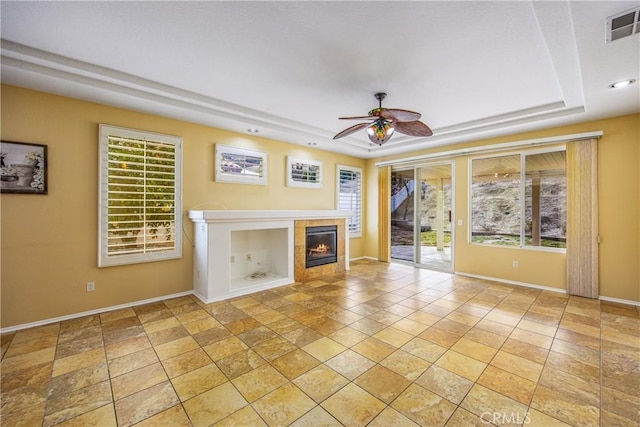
[338,166,362,235]
[99,125,182,267]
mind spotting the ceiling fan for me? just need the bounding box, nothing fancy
[333,92,433,145]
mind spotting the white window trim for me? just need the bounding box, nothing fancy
[468,145,566,252]
[98,124,183,267]
[336,164,362,238]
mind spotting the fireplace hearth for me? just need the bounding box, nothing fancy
[306,225,338,268]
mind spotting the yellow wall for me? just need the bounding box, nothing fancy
[366,114,640,302]
[0,85,366,327]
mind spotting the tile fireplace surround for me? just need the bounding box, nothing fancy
[188,210,351,303]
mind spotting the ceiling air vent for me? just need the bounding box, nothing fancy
[606,6,640,43]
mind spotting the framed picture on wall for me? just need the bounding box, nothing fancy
[0,141,48,194]
[286,156,322,189]
[214,144,267,185]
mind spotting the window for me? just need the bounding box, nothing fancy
[98,125,182,267]
[470,148,566,249]
[215,144,267,185]
[337,165,362,237]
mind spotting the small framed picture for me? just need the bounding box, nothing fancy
[1,141,48,194]
[286,157,322,189]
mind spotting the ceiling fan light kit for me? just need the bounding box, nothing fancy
[333,92,433,146]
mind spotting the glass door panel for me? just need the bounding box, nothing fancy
[390,169,416,262]
[417,164,453,271]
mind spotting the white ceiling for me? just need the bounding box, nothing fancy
[1,1,638,159]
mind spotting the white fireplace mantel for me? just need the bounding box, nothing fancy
[188,210,351,303]
[188,209,351,223]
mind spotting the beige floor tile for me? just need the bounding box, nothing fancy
[289,405,341,427]
[1,347,56,374]
[391,383,457,426]
[302,337,347,362]
[369,407,420,427]
[531,385,599,426]
[111,362,168,400]
[525,409,572,427]
[324,349,376,380]
[190,326,232,348]
[133,404,190,427]
[445,407,487,426]
[401,337,447,362]
[322,382,386,426]
[379,349,431,380]
[251,336,298,361]
[352,337,397,362]
[490,350,543,382]
[517,319,557,337]
[232,364,288,402]
[328,326,368,347]
[4,336,58,358]
[500,337,549,364]
[450,337,497,363]
[545,351,600,383]
[373,326,414,348]
[154,335,200,361]
[551,338,600,367]
[161,347,211,378]
[477,365,537,405]
[55,404,116,427]
[43,381,113,427]
[107,348,158,379]
[1,360,53,393]
[418,327,462,348]
[460,384,529,425]
[354,364,411,404]
[434,350,487,382]
[48,363,109,397]
[216,348,266,379]
[11,324,60,345]
[52,347,105,378]
[252,383,317,426]
[539,366,600,406]
[292,364,349,403]
[415,364,474,405]
[182,317,221,335]
[104,335,151,360]
[1,382,49,418]
[215,405,268,426]
[202,336,247,361]
[171,363,228,402]
[182,381,247,427]
[270,349,320,380]
[143,316,181,334]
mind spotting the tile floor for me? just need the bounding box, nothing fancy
[1,259,639,426]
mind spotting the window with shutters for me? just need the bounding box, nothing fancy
[337,165,362,237]
[98,125,182,267]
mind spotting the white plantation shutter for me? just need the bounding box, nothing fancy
[99,125,182,267]
[337,165,362,237]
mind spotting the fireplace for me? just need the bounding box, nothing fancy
[306,225,338,268]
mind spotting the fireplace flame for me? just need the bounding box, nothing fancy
[308,243,329,255]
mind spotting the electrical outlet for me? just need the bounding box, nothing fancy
[86,281,95,292]
[246,253,252,261]
[512,261,519,268]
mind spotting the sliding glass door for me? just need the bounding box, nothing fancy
[390,163,454,272]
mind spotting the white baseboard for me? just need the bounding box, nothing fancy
[599,295,640,307]
[0,290,194,334]
[350,256,379,261]
[455,272,567,294]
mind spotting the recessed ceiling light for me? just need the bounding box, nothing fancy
[307,142,317,146]
[247,128,259,133]
[609,79,636,88]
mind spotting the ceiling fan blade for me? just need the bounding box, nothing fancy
[379,109,421,122]
[392,120,433,137]
[333,122,370,139]
[338,115,377,120]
